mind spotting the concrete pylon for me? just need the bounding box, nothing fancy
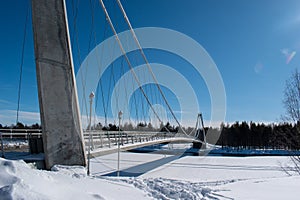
[31,0,86,169]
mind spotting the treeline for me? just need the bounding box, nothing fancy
[89,121,180,132]
[208,121,300,150]
[0,122,41,129]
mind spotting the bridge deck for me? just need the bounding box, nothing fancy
[90,137,195,157]
[0,129,197,158]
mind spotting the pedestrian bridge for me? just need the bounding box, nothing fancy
[83,130,198,158]
[0,129,201,158]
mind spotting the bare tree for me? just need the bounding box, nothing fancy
[282,69,300,175]
[283,69,300,122]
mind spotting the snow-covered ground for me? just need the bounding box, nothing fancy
[0,158,150,200]
[1,151,300,199]
[1,139,28,149]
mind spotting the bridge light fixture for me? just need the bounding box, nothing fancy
[117,110,122,176]
[87,92,95,176]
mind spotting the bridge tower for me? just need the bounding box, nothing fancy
[194,113,207,149]
[31,0,86,169]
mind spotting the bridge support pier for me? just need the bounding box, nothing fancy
[31,0,86,169]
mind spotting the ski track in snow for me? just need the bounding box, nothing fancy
[104,177,251,200]
[113,177,212,199]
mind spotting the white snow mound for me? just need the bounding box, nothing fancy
[0,158,150,200]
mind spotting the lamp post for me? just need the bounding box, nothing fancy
[117,110,122,177]
[0,132,4,158]
[87,92,95,176]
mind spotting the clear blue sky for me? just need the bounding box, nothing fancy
[0,0,300,126]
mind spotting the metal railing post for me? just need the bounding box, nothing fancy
[117,111,122,177]
[107,131,111,148]
[0,132,4,158]
[91,132,94,150]
[99,132,103,148]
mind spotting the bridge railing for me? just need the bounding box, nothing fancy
[0,129,43,155]
[0,129,177,153]
[0,129,42,139]
[82,130,176,150]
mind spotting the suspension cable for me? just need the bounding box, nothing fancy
[16,2,30,124]
[99,0,163,124]
[88,0,109,126]
[70,0,90,127]
[115,0,187,134]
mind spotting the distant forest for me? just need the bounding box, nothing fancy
[0,122,41,129]
[1,121,299,150]
[213,121,300,150]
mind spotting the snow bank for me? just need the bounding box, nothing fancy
[0,158,151,200]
